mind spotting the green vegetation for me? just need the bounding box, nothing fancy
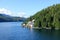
[24,4,60,30]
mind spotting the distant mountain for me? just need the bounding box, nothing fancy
[0,14,26,22]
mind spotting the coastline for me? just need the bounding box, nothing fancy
[22,23,60,30]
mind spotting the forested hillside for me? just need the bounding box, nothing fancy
[24,4,60,30]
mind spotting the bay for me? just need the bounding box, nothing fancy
[0,22,60,40]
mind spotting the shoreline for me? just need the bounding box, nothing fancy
[22,24,60,30]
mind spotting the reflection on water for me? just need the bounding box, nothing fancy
[33,29,60,40]
[0,22,60,40]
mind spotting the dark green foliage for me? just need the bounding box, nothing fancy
[24,4,60,29]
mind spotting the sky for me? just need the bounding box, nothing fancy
[0,0,60,18]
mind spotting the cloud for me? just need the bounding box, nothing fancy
[0,8,27,17]
[15,12,26,17]
[0,8,12,15]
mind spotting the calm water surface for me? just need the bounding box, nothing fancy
[0,22,60,40]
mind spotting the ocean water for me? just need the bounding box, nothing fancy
[0,22,60,40]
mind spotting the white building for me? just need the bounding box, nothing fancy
[27,19,35,28]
